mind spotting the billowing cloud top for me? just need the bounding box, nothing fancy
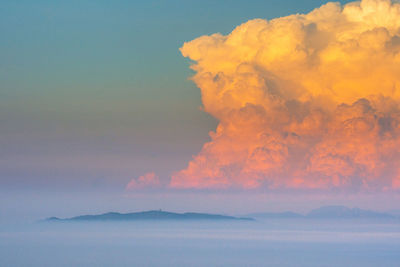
[171,0,400,191]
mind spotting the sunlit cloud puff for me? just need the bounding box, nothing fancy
[171,0,400,191]
[126,172,161,190]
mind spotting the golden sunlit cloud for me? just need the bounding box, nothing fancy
[171,0,400,191]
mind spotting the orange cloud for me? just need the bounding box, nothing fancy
[171,0,400,191]
[126,172,161,190]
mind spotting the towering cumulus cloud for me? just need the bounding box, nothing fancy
[171,0,400,190]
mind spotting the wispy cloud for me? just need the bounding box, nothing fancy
[126,172,161,190]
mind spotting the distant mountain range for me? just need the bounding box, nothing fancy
[245,206,398,219]
[46,210,254,222]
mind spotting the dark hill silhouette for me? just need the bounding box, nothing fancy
[46,210,254,222]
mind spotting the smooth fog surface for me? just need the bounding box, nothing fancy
[1,220,400,267]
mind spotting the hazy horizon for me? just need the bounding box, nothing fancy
[2,0,400,265]
[2,0,400,222]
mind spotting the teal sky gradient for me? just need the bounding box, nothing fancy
[1,0,352,191]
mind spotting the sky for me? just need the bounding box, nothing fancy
[2,0,400,222]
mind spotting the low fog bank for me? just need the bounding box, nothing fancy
[1,219,400,267]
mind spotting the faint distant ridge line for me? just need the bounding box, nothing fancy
[306,205,394,219]
[244,211,304,219]
[45,210,254,222]
[244,205,397,219]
